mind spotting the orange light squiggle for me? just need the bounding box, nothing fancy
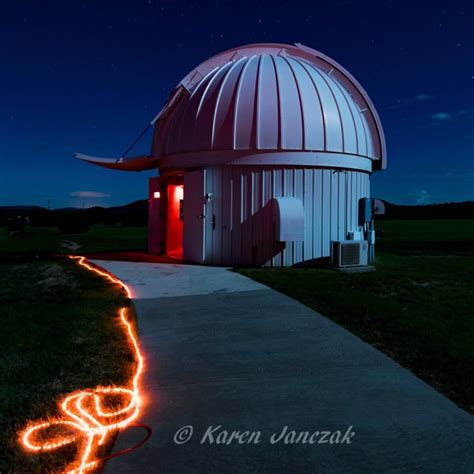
[19,256,143,473]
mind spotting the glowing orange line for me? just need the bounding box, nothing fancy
[69,256,133,299]
[19,256,143,473]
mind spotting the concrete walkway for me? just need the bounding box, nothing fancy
[93,260,474,474]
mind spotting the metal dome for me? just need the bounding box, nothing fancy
[153,43,386,171]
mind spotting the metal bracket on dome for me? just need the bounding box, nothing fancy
[182,69,204,92]
[154,86,188,121]
[294,42,322,58]
[230,50,242,61]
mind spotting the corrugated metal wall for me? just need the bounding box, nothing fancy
[199,166,370,266]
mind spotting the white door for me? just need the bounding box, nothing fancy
[183,170,206,263]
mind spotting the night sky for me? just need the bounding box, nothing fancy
[1,0,472,208]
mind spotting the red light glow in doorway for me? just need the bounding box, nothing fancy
[166,184,184,258]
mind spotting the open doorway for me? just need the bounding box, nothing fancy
[166,183,184,259]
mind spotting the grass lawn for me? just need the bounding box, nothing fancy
[63,225,147,253]
[0,224,147,256]
[376,219,474,255]
[0,226,61,255]
[0,258,137,473]
[2,217,473,473]
[239,219,474,414]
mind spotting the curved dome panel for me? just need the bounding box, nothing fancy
[152,43,386,170]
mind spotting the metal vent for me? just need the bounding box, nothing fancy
[341,243,361,266]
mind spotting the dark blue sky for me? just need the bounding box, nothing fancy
[1,0,472,208]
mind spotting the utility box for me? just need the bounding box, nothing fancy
[358,197,374,225]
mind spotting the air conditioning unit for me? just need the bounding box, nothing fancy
[331,240,368,268]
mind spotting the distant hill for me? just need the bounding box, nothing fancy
[0,200,148,227]
[377,200,474,220]
[0,199,472,228]
[0,205,45,213]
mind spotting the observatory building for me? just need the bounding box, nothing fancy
[76,42,386,267]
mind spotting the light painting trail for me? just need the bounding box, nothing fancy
[18,256,146,473]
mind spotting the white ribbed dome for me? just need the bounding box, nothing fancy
[152,43,386,170]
